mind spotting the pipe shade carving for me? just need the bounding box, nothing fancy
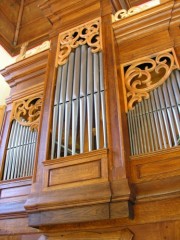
[122,49,179,111]
[57,19,102,65]
[13,96,43,131]
[112,0,160,21]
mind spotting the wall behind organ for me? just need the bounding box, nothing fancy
[0,45,15,105]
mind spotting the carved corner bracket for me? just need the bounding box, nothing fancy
[57,18,102,66]
[121,49,179,112]
[12,95,43,131]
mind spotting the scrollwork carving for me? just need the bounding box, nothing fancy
[57,19,101,65]
[113,0,159,21]
[123,49,179,111]
[13,96,43,131]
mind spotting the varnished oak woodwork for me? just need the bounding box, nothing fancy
[0,0,180,238]
[47,229,134,240]
[13,95,43,131]
[0,105,6,137]
[121,48,179,111]
[0,50,49,223]
[130,147,180,183]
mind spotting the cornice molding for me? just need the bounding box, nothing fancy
[0,50,49,86]
[112,0,174,43]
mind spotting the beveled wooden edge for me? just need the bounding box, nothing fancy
[135,175,180,202]
[0,50,49,79]
[129,146,180,161]
[0,178,32,189]
[7,82,44,104]
[0,211,28,220]
[121,48,179,68]
[46,229,134,240]
[43,148,108,166]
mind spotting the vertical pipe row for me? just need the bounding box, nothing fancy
[127,70,180,156]
[3,120,38,180]
[51,45,107,159]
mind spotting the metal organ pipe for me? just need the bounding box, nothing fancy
[127,70,180,156]
[50,45,107,159]
[3,120,38,180]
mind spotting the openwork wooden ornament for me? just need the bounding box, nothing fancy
[122,49,179,112]
[112,0,159,21]
[57,19,102,65]
[13,96,43,131]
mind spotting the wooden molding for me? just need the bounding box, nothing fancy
[0,106,6,133]
[135,175,180,202]
[112,0,160,21]
[112,0,174,44]
[130,147,180,183]
[46,229,134,240]
[0,50,49,86]
[38,0,101,30]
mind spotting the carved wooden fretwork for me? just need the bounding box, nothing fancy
[122,49,179,112]
[57,19,102,65]
[112,0,159,21]
[13,95,43,131]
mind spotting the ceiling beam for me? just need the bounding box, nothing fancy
[13,0,24,46]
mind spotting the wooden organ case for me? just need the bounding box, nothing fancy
[0,0,179,239]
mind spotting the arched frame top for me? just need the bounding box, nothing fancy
[120,48,180,112]
[12,94,43,131]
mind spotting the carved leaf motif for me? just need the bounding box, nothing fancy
[13,96,43,131]
[58,19,101,65]
[123,50,179,111]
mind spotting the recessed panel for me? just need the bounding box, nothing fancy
[49,160,101,186]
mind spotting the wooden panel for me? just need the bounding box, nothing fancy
[0,0,19,25]
[0,200,26,215]
[0,217,39,235]
[137,158,180,179]
[1,185,31,198]
[130,148,180,182]
[0,10,15,43]
[18,18,52,44]
[28,203,109,227]
[136,175,180,201]
[118,30,173,63]
[49,160,101,187]
[43,149,109,190]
